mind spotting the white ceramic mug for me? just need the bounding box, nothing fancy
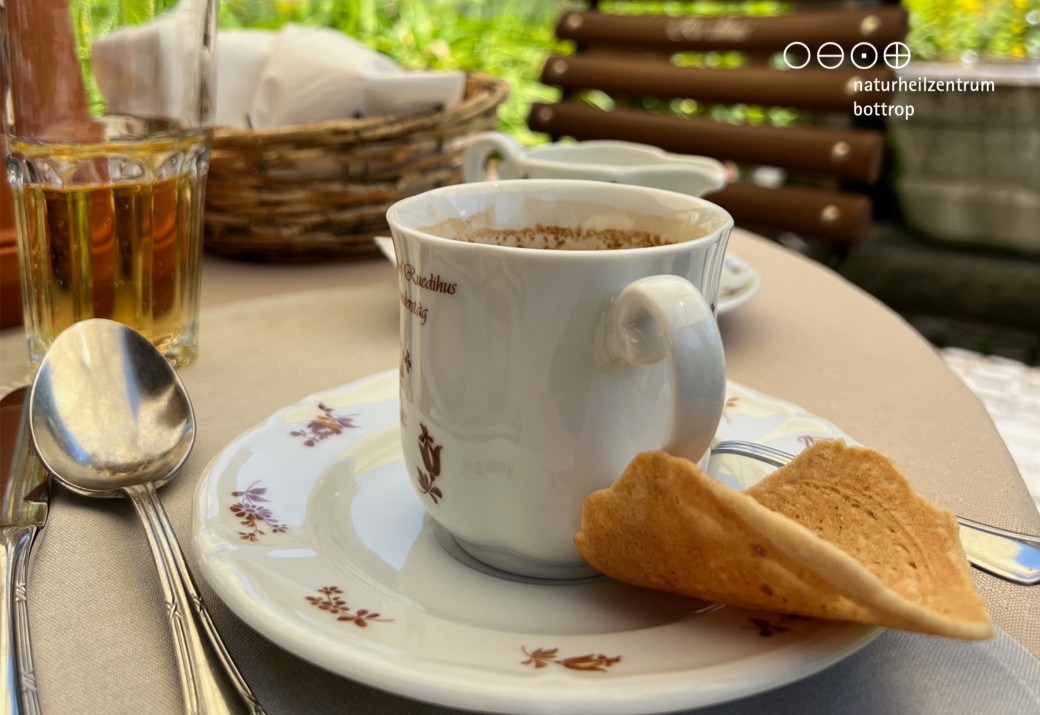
[462,131,727,197]
[387,179,731,580]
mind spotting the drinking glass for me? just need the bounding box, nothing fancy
[1,0,217,367]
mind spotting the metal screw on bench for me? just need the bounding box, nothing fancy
[861,15,882,36]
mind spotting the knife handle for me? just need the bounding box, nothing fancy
[1,525,43,715]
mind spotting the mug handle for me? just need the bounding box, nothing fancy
[605,275,726,462]
[462,131,524,182]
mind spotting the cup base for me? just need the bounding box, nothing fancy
[451,534,601,581]
[429,521,605,585]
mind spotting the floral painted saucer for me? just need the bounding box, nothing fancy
[717,254,761,315]
[192,370,878,715]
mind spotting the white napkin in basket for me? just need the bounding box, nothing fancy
[93,15,466,130]
[214,30,279,128]
[91,0,211,127]
[248,25,466,129]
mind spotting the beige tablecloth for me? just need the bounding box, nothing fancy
[1,230,1037,714]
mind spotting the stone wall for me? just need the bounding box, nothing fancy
[889,61,1040,256]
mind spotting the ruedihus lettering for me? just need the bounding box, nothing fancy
[402,263,458,295]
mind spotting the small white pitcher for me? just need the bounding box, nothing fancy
[462,131,727,197]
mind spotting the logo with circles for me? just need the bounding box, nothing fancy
[782,41,911,70]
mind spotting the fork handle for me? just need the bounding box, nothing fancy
[125,483,266,715]
[1,525,43,715]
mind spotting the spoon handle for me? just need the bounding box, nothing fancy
[711,440,1040,586]
[125,483,266,715]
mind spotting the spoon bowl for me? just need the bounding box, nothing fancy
[30,319,194,496]
[29,319,264,714]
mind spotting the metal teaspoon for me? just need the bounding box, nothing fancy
[28,319,265,714]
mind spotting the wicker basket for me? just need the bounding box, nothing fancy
[204,72,509,261]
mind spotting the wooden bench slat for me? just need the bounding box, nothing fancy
[542,54,897,111]
[527,101,883,184]
[709,182,872,247]
[556,7,909,53]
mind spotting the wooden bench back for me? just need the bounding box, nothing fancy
[529,3,909,248]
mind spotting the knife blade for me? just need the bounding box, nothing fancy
[1,386,50,715]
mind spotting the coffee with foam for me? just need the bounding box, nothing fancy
[426,200,711,251]
[442,223,668,250]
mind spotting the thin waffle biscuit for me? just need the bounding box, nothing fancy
[574,440,993,639]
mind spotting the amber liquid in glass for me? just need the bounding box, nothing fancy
[9,131,208,367]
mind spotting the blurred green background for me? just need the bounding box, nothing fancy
[217,0,1039,141]
[74,1,1040,140]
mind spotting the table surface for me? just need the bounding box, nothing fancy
[1,229,1037,715]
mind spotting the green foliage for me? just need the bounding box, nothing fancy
[217,1,798,141]
[219,0,576,145]
[905,0,1040,61]
[215,0,1037,142]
